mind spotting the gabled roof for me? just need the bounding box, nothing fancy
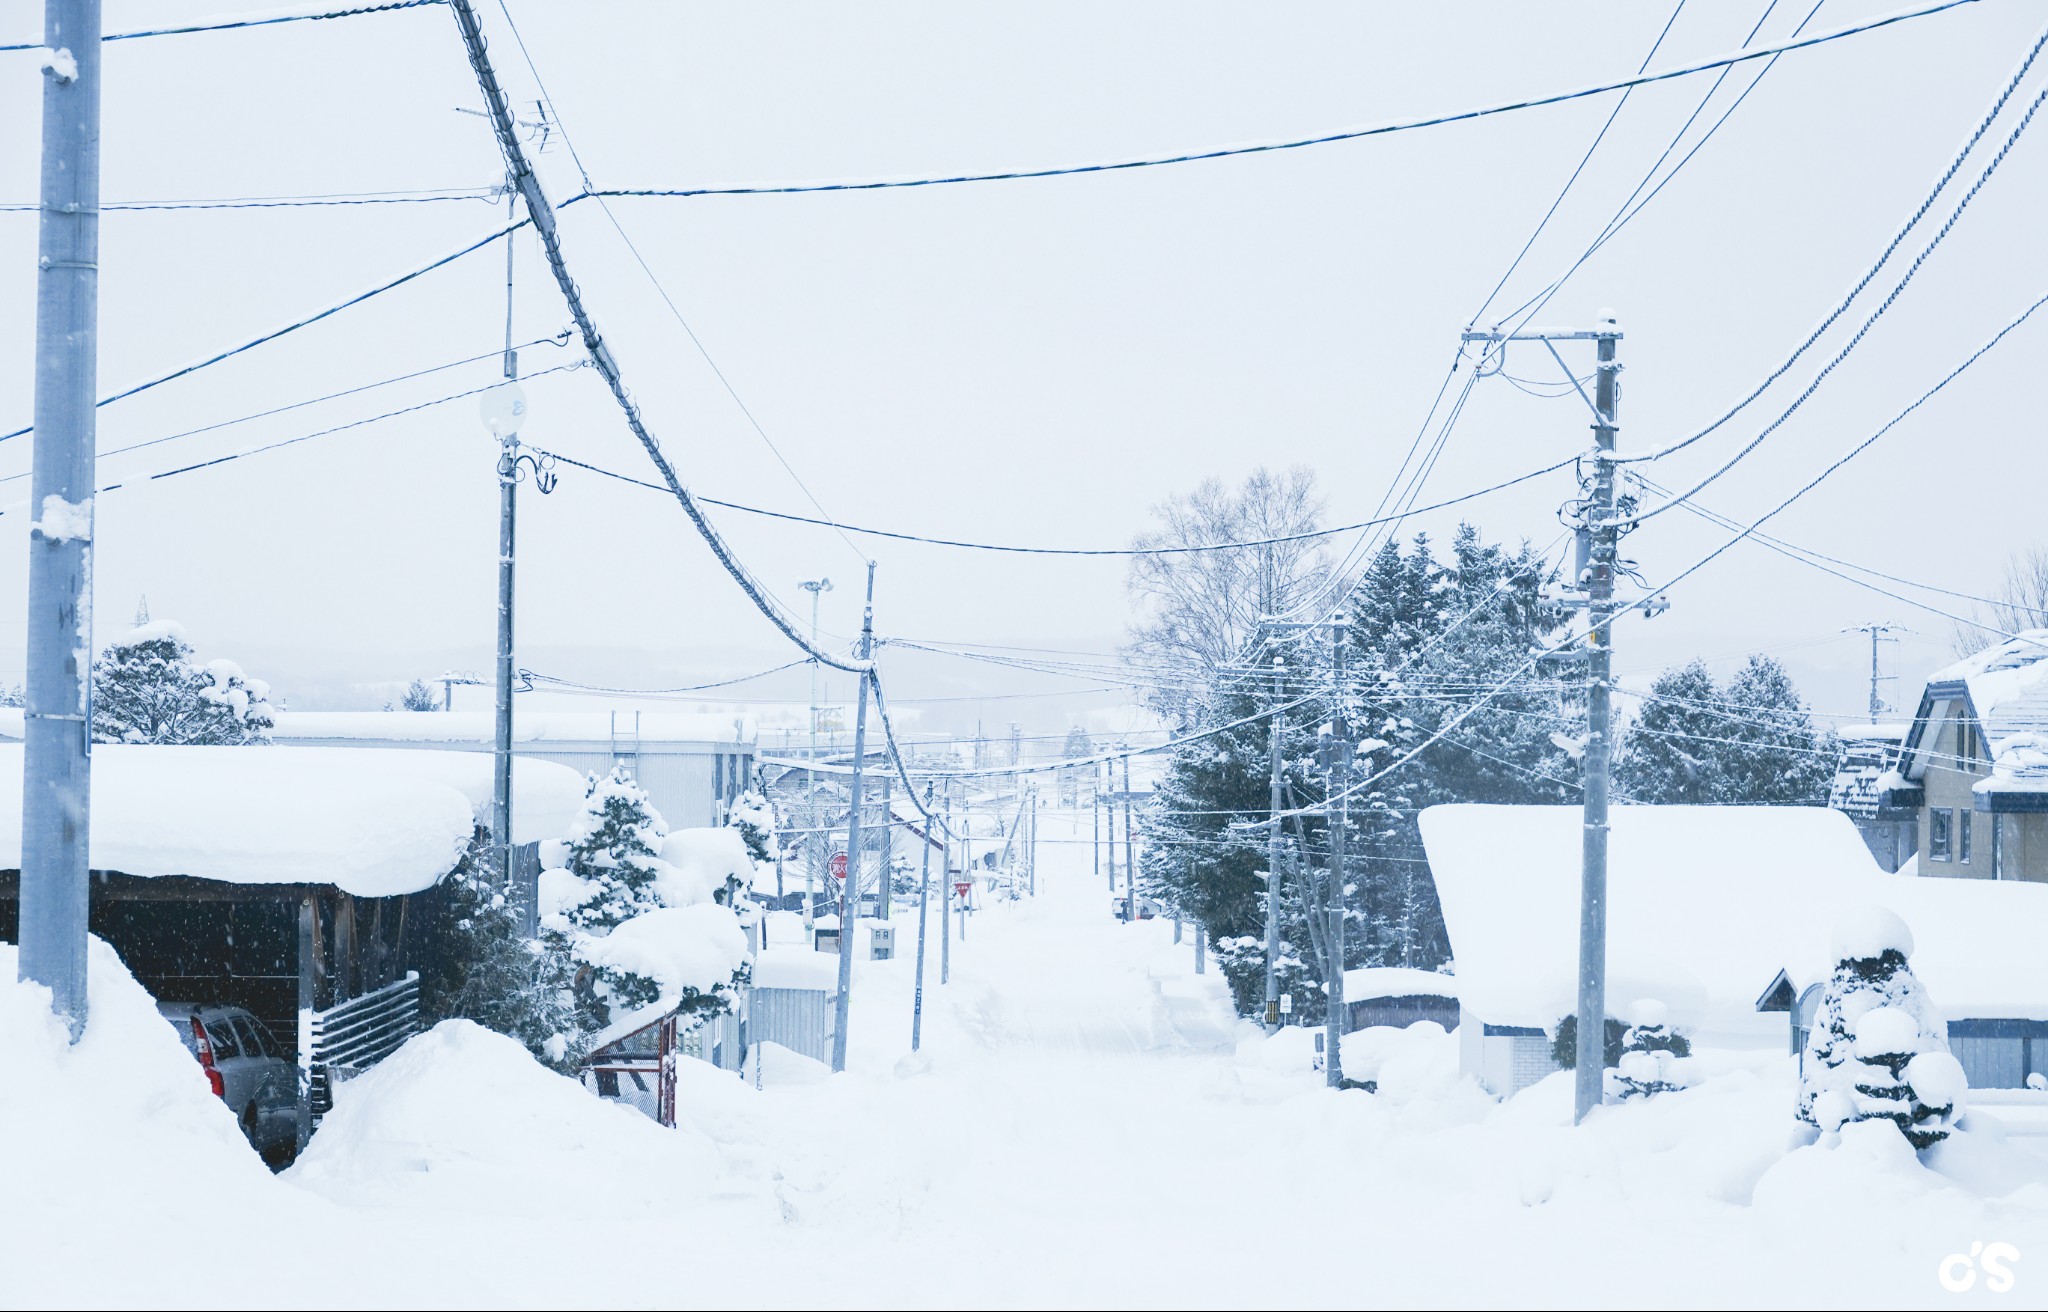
[1898,630,2048,781]
[1421,803,2048,1030]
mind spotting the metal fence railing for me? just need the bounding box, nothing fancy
[308,972,419,1115]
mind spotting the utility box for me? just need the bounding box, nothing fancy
[869,924,895,961]
[814,926,841,955]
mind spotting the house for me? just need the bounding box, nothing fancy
[0,744,586,1144]
[1342,966,1459,1033]
[1890,630,2048,882]
[1827,723,1916,871]
[262,709,757,831]
[1419,802,2048,1098]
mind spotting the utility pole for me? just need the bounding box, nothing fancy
[1120,750,1137,923]
[877,770,893,921]
[941,780,953,985]
[1463,314,1624,1124]
[1103,759,1117,900]
[1323,620,1350,1090]
[19,0,102,1035]
[799,578,832,932]
[1262,547,1285,1032]
[829,563,875,1074]
[912,782,933,1050]
[486,178,523,907]
[1028,784,1038,896]
[959,785,971,942]
[1095,759,1106,890]
[1843,622,1906,722]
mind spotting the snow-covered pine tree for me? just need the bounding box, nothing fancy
[1614,660,1725,803]
[1800,907,1965,1149]
[401,678,441,712]
[556,768,671,1023]
[725,787,774,866]
[424,836,584,1072]
[91,620,275,745]
[1613,998,1690,1099]
[1718,654,1836,805]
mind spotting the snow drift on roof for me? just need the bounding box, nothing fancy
[1343,966,1457,1001]
[265,709,757,746]
[1421,803,2048,1029]
[0,745,586,897]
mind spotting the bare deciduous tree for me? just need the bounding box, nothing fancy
[1122,466,1329,724]
[1952,546,2048,655]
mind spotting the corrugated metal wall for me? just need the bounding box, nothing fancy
[748,986,833,1065]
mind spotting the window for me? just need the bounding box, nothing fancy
[232,1017,267,1059]
[204,1017,242,1060]
[1960,811,1973,864]
[1930,808,1953,861]
[1957,718,1983,769]
[1993,814,2005,879]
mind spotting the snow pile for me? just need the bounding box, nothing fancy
[288,1020,723,1214]
[1342,965,1457,1000]
[581,904,750,1003]
[2,938,300,1298]
[659,827,754,905]
[753,946,840,990]
[30,493,91,543]
[1831,905,1914,963]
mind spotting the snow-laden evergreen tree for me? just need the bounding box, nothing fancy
[725,787,774,866]
[400,678,441,712]
[424,835,583,1072]
[91,619,275,745]
[1614,661,1725,803]
[1616,655,1834,805]
[1718,655,1837,805]
[1800,907,1965,1149]
[1612,998,1689,1099]
[550,769,672,1026]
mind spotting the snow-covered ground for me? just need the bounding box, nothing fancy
[8,806,2048,1307]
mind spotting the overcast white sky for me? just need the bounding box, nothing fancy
[1,0,2044,741]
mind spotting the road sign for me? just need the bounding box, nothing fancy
[953,881,971,899]
[830,851,848,880]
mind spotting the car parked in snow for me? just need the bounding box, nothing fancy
[1111,896,1156,922]
[157,1002,298,1159]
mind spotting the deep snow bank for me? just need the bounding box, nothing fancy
[287,1020,726,1214]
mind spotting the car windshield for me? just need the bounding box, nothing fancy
[231,1018,266,1059]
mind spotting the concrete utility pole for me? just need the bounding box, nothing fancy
[1262,546,1285,1031]
[1095,759,1106,890]
[486,184,524,904]
[1844,622,1906,721]
[941,780,953,985]
[1463,314,1624,1123]
[1323,621,1350,1089]
[1028,784,1038,896]
[799,577,832,932]
[912,782,933,1050]
[19,0,102,1035]
[878,771,893,921]
[1120,750,1137,923]
[1103,759,1116,899]
[829,564,875,1073]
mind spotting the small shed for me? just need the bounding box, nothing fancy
[1342,967,1458,1033]
[748,947,837,1065]
[0,744,585,1144]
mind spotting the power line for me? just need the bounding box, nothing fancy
[0,0,444,51]
[0,185,507,213]
[1620,70,2048,524]
[527,443,1574,556]
[0,216,533,444]
[0,332,571,487]
[1611,18,2048,470]
[484,0,867,568]
[518,659,813,696]
[588,2,1979,203]
[447,1,871,679]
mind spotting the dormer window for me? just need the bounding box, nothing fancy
[1956,719,1981,769]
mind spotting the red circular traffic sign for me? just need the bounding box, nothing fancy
[829,851,849,879]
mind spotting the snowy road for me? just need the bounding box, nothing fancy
[11,805,2048,1309]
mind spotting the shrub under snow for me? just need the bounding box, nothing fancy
[1800,907,1963,1150]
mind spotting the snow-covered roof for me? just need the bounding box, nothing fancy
[263,709,757,747]
[1343,966,1457,1001]
[1900,631,2048,779]
[1421,803,2048,1029]
[0,744,586,897]
[751,946,838,991]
